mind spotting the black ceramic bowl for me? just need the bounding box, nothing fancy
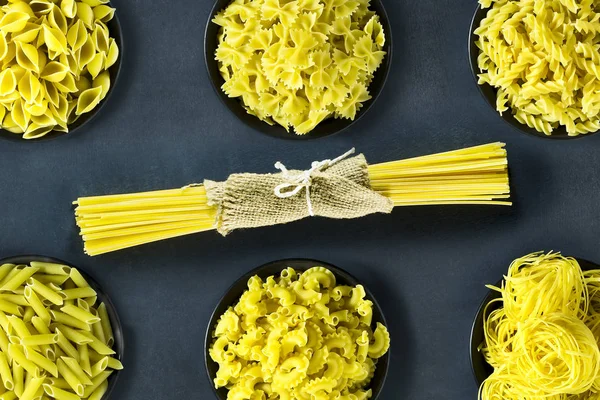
[468,5,596,140]
[204,0,393,140]
[0,255,124,399]
[470,257,600,386]
[0,7,123,142]
[205,259,390,399]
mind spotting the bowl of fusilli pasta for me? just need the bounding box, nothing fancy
[0,0,123,142]
[205,0,393,139]
[204,259,391,400]
[469,0,600,139]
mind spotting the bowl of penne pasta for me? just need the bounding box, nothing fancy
[204,0,393,140]
[205,259,391,400]
[0,255,124,400]
[0,1,124,141]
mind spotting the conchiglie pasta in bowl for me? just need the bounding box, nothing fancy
[205,259,391,400]
[0,254,124,400]
[469,1,600,139]
[0,0,123,141]
[205,0,392,139]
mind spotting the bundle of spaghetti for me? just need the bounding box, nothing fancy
[74,142,511,256]
[479,252,600,400]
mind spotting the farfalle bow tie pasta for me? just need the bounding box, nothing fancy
[213,0,387,135]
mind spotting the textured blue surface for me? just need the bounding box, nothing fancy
[0,0,599,399]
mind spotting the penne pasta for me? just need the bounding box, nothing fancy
[0,353,13,391]
[87,380,108,400]
[58,288,96,301]
[54,330,79,362]
[97,303,113,347]
[11,364,22,398]
[60,358,92,385]
[0,268,39,292]
[59,305,99,325]
[49,311,90,332]
[22,347,58,378]
[26,280,63,307]
[29,263,70,276]
[0,266,15,285]
[0,263,120,400]
[56,359,83,396]
[21,334,58,347]
[67,270,88,290]
[24,289,51,326]
[19,376,44,400]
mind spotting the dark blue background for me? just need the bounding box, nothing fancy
[0,0,599,399]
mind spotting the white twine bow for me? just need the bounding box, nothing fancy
[273,148,356,216]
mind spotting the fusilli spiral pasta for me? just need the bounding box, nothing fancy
[476,0,600,136]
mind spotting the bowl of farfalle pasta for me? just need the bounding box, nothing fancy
[205,0,393,139]
[0,0,122,141]
[205,259,391,400]
[469,0,600,139]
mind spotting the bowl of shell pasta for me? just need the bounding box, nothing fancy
[0,255,124,400]
[0,0,123,141]
[469,0,600,139]
[205,259,391,400]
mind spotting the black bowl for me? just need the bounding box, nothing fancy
[468,5,596,140]
[470,257,600,386]
[205,259,390,399]
[0,255,124,399]
[0,7,124,142]
[204,0,393,140]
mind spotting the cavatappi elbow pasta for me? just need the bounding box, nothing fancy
[209,266,391,400]
[475,0,600,136]
[0,0,119,139]
[0,261,122,400]
[212,0,387,135]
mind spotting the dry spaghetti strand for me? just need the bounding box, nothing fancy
[74,143,511,255]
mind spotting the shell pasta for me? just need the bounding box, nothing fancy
[0,0,119,139]
[209,266,390,400]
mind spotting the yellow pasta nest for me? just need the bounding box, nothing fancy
[213,0,387,135]
[0,261,122,400]
[479,252,600,400]
[209,266,391,400]
[475,0,600,136]
[0,0,119,139]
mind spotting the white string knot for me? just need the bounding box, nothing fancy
[273,148,356,216]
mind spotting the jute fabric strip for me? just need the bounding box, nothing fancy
[204,154,393,236]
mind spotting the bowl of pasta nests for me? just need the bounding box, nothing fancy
[0,0,123,141]
[0,255,124,400]
[205,259,391,400]
[205,0,393,139]
[470,252,600,400]
[469,0,600,139]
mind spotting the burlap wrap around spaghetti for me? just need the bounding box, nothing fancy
[204,154,393,236]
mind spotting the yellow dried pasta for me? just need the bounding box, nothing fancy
[213,0,387,135]
[0,261,122,400]
[0,0,119,139]
[479,252,600,400]
[209,266,390,400]
[475,0,600,136]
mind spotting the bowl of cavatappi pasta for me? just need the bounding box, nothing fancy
[469,0,600,139]
[0,255,124,400]
[0,0,123,141]
[204,0,393,140]
[205,259,391,400]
